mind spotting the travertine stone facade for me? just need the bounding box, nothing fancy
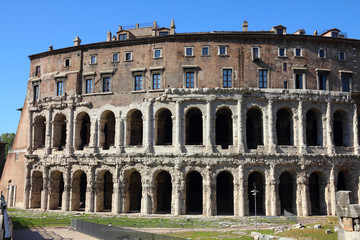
[1,21,360,217]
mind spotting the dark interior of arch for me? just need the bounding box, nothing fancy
[309,172,321,215]
[337,170,347,191]
[103,171,113,210]
[276,109,292,145]
[279,171,294,214]
[186,109,203,145]
[34,117,46,149]
[248,171,265,215]
[306,110,319,146]
[129,171,142,212]
[130,110,143,145]
[60,123,66,150]
[58,173,64,208]
[186,171,203,214]
[216,171,234,215]
[156,171,172,213]
[216,108,233,149]
[103,112,115,149]
[246,108,263,149]
[156,109,172,145]
[333,111,344,146]
[31,171,43,208]
[79,172,87,209]
[80,114,91,149]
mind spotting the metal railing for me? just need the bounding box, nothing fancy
[0,193,12,240]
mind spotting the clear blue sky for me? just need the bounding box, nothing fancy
[0,0,359,134]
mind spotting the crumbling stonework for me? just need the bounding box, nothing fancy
[336,191,360,239]
[1,21,360,216]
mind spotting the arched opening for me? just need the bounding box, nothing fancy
[333,110,349,147]
[49,170,64,210]
[33,116,46,149]
[30,171,43,208]
[246,108,263,149]
[306,110,320,146]
[71,170,87,211]
[96,171,113,212]
[155,171,172,213]
[186,171,203,214]
[128,110,143,146]
[156,109,172,145]
[215,108,233,149]
[276,109,292,145]
[186,108,203,145]
[279,171,295,214]
[100,111,115,150]
[129,171,142,212]
[75,112,91,150]
[216,171,234,215]
[309,172,326,215]
[53,113,67,150]
[337,169,348,191]
[248,171,265,215]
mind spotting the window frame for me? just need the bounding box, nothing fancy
[317,70,329,90]
[64,58,71,67]
[124,51,133,62]
[318,49,326,58]
[185,47,194,57]
[339,51,346,61]
[133,74,143,91]
[119,33,128,40]
[340,72,352,92]
[90,55,97,64]
[55,78,65,96]
[201,46,210,56]
[35,66,41,77]
[33,83,40,103]
[152,72,161,90]
[218,45,228,56]
[294,72,305,89]
[258,69,268,88]
[222,68,233,88]
[278,47,287,57]
[153,48,162,59]
[294,48,302,57]
[252,47,260,61]
[102,75,111,93]
[85,78,93,94]
[112,53,119,63]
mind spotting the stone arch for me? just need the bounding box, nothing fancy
[185,171,203,214]
[215,107,233,149]
[53,113,67,150]
[71,170,87,211]
[248,171,265,215]
[185,108,203,145]
[309,171,327,215]
[100,110,115,150]
[279,171,296,214]
[48,170,64,210]
[333,110,350,147]
[306,109,322,146]
[154,170,172,213]
[33,115,46,149]
[216,171,234,215]
[127,109,143,146]
[74,112,91,150]
[276,108,293,145]
[155,108,172,145]
[30,170,43,208]
[246,107,263,149]
[96,170,113,212]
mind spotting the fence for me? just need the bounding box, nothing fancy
[0,193,12,240]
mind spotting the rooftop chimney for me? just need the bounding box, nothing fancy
[73,36,81,46]
[107,31,112,41]
[170,19,175,35]
[153,21,157,28]
[135,23,139,29]
[118,26,122,32]
[242,20,248,31]
[313,30,318,36]
[48,45,53,51]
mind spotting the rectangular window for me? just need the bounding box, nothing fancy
[86,79,93,93]
[284,81,288,89]
[134,75,142,91]
[159,31,169,36]
[283,63,287,72]
[259,70,268,88]
[202,46,209,56]
[90,55,97,64]
[318,73,327,90]
[154,49,162,58]
[185,47,193,56]
[332,32,339,37]
[112,53,119,62]
[252,47,260,60]
[278,48,286,57]
[223,69,232,88]
[152,73,161,89]
[64,58,71,67]
[119,34,127,40]
[342,74,351,92]
[339,51,346,61]
[103,77,110,92]
[57,81,64,96]
[295,73,303,89]
[35,66,40,77]
[186,72,195,88]
[277,29,284,35]
[33,85,39,102]
[318,49,326,58]
[125,52,132,61]
[295,48,302,57]
[218,46,227,56]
